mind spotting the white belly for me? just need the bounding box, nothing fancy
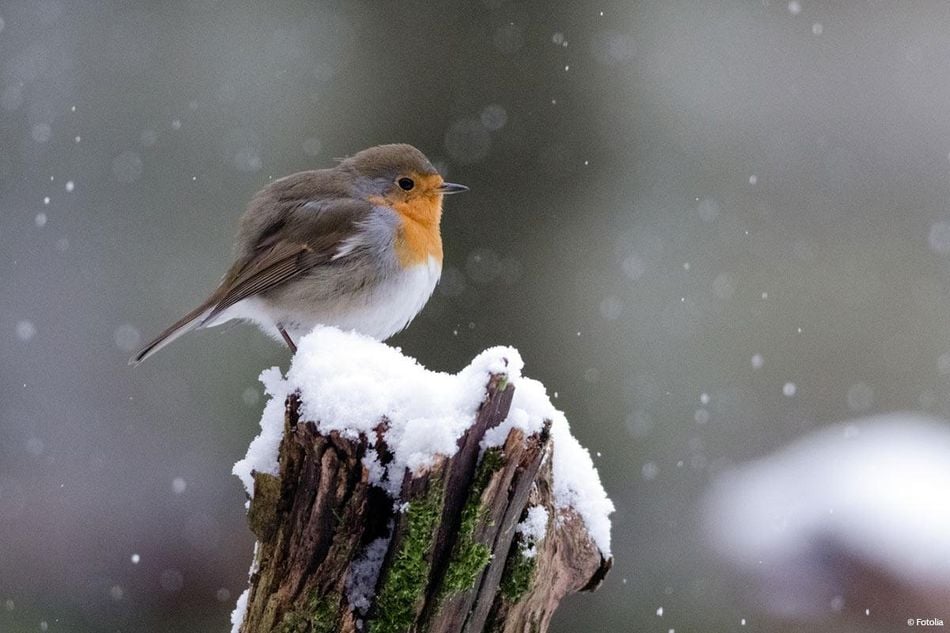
[211,256,442,342]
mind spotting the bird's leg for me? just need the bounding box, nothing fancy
[277,325,297,353]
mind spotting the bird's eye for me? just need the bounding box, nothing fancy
[397,177,415,191]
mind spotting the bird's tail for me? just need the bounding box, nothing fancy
[129,302,214,366]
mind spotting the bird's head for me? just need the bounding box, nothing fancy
[342,144,467,223]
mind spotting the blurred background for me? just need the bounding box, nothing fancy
[4,0,950,631]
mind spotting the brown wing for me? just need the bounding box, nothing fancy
[202,198,370,323]
[201,240,315,324]
[131,239,333,365]
[131,192,370,365]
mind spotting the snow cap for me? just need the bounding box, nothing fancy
[233,326,613,555]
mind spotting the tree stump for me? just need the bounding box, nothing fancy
[235,373,611,633]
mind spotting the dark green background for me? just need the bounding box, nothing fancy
[3,1,950,631]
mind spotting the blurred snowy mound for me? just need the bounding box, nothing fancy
[703,414,950,621]
[233,325,613,556]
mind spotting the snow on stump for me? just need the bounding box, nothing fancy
[230,327,614,633]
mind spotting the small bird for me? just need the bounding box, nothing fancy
[131,144,467,365]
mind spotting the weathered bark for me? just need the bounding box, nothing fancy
[237,373,611,633]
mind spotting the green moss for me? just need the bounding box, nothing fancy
[441,448,505,597]
[370,484,444,633]
[442,541,491,596]
[500,548,536,602]
[495,374,509,392]
[248,471,281,539]
[475,448,505,485]
[277,592,339,633]
[312,594,340,633]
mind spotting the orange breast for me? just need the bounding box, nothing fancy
[371,195,444,267]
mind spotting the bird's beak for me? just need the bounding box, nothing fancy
[438,182,469,195]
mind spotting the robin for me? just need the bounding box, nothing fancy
[131,143,467,365]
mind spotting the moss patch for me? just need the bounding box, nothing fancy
[442,542,491,597]
[248,471,281,539]
[277,592,339,633]
[495,374,510,392]
[441,448,505,597]
[370,484,444,633]
[500,547,536,602]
